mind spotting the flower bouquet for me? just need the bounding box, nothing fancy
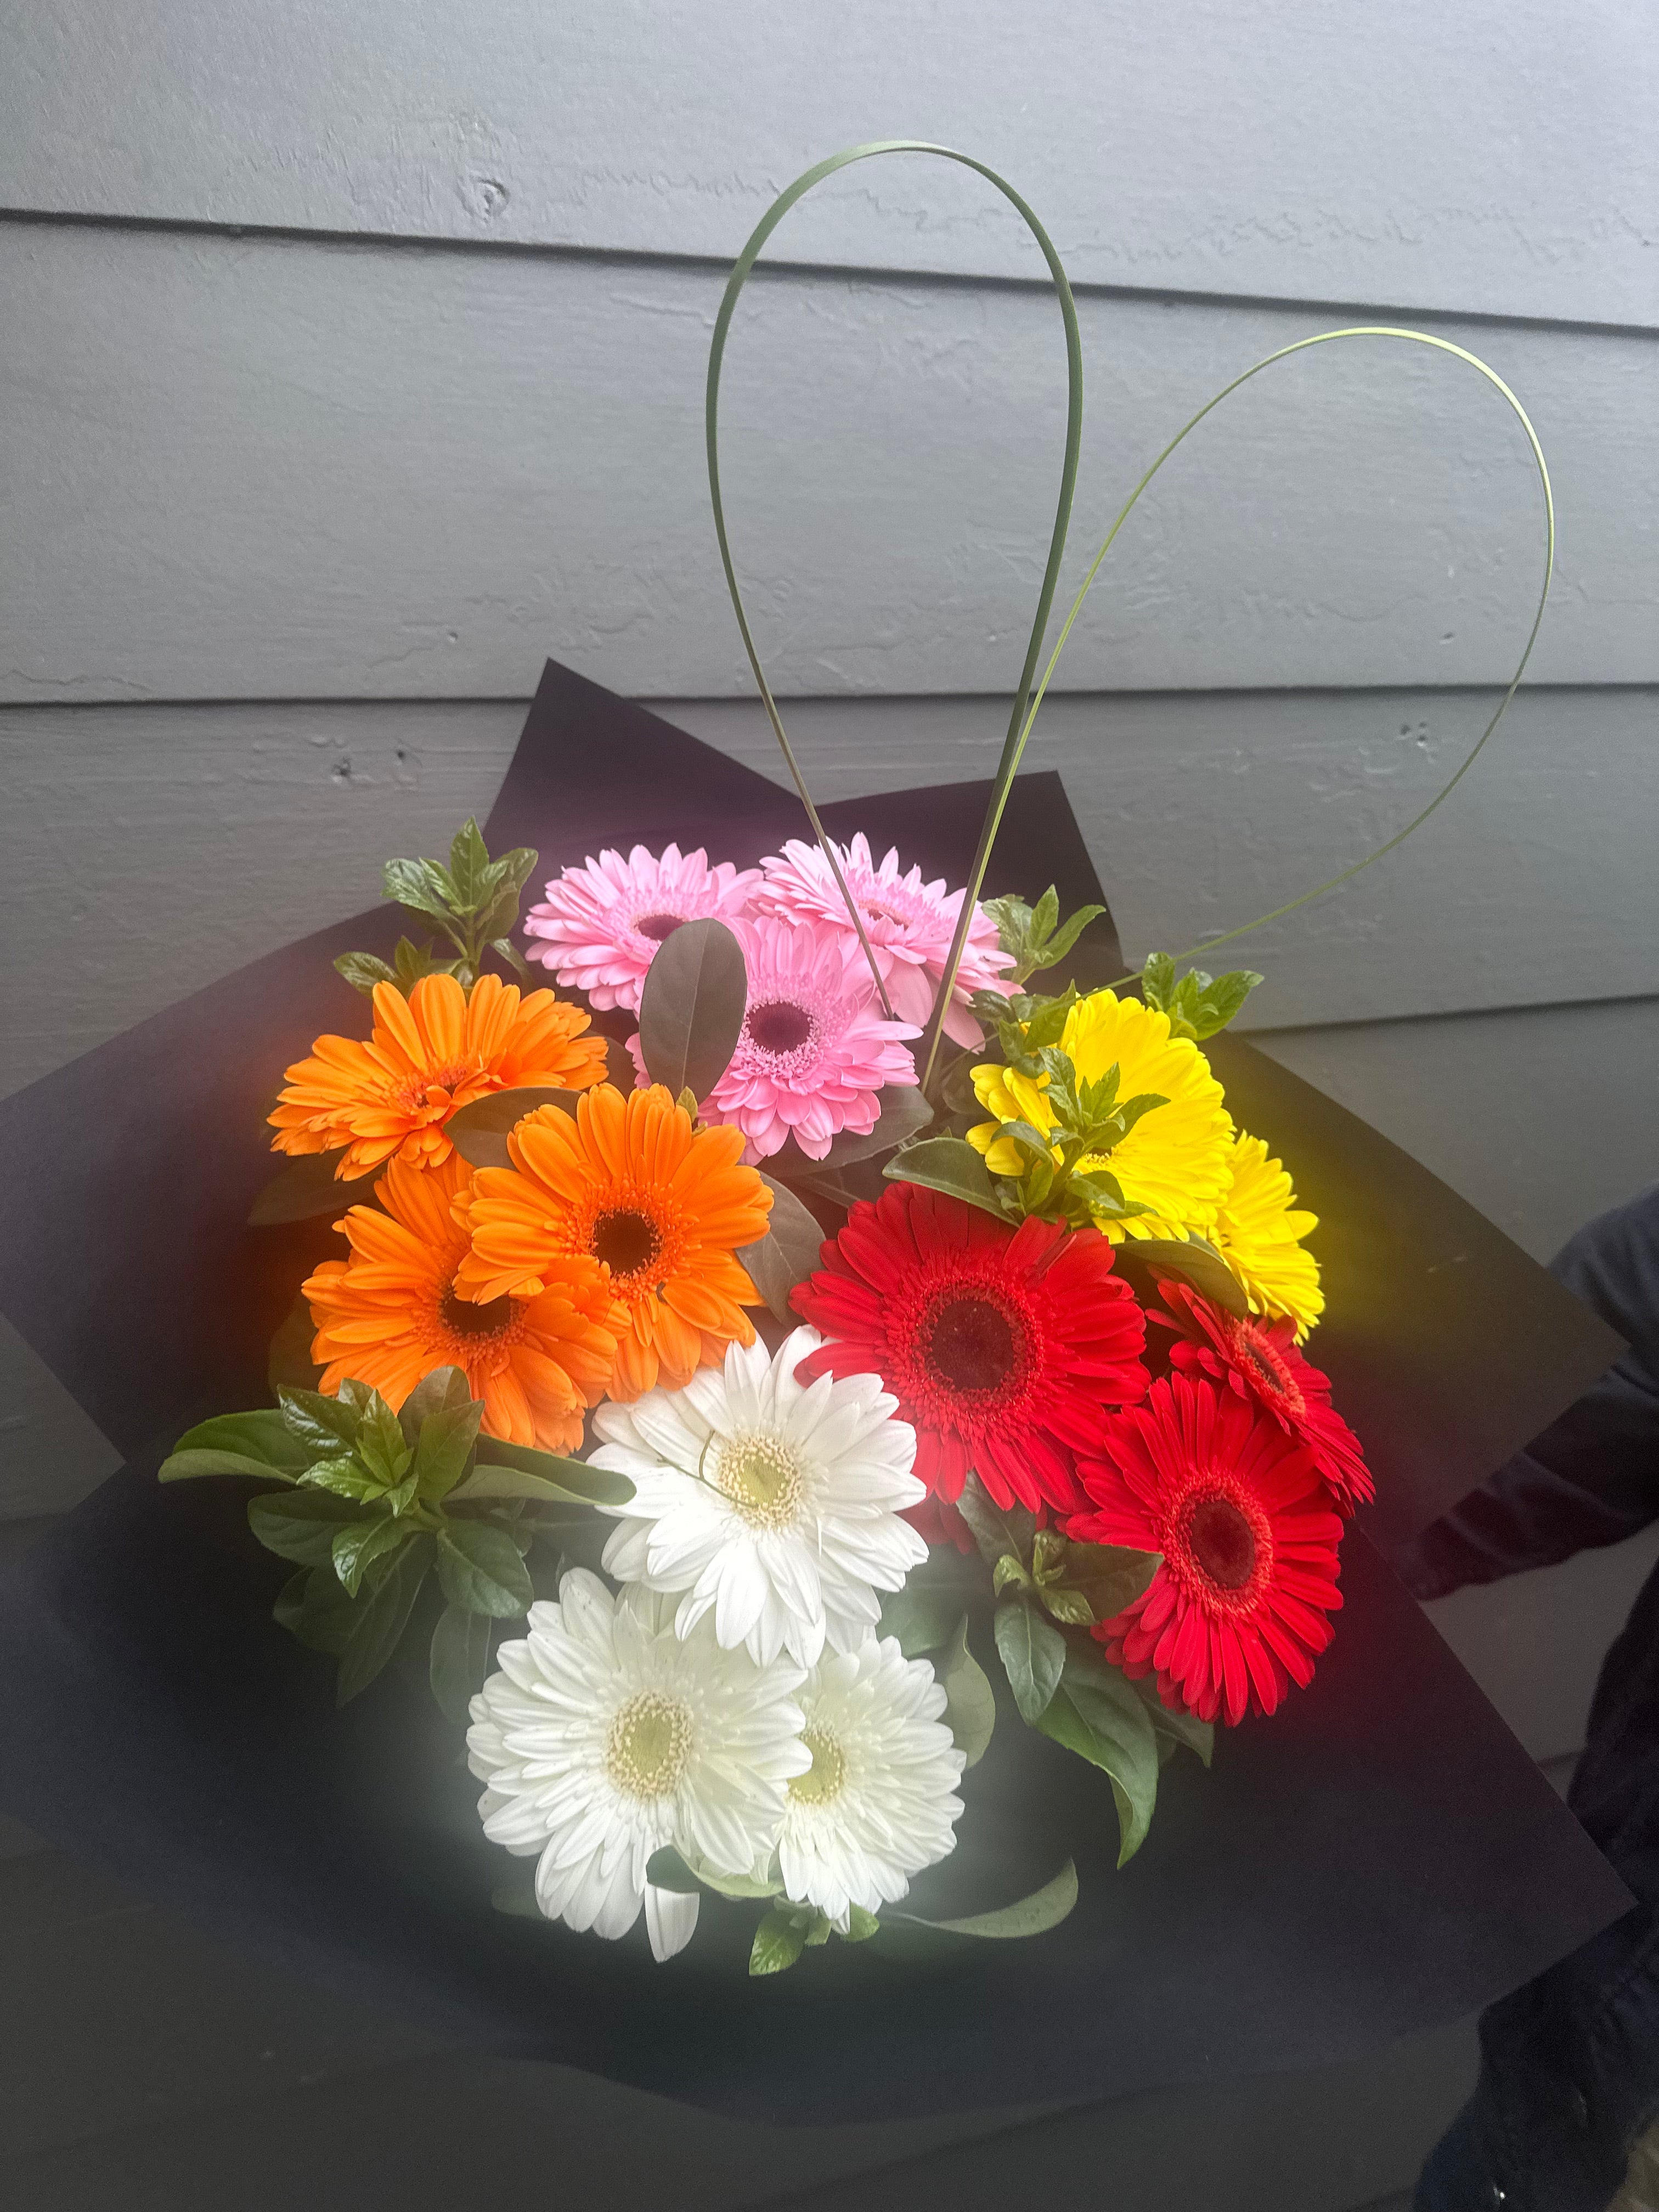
[0,143,1633,2120]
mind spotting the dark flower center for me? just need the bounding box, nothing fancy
[592,1207,661,1278]
[635,913,685,942]
[442,1288,515,1340]
[927,1297,1019,1393]
[747,1000,814,1056]
[1235,1328,1302,1412]
[1188,1494,1257,1591]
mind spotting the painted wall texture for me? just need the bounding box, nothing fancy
[1,2,1655,1771]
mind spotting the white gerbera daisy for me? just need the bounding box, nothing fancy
[467,1570,808,1962]
[591,1326,928,1669]
[780,1636,967,1929]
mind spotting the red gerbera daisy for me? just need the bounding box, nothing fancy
[1152,1281,1373,1514]
[1070,1373,1344,1727]
[791,1181,1147,1515]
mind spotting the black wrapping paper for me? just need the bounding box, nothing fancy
[0,659,1632,2123]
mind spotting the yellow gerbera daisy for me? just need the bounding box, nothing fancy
[1211,1130,1324,1339]
[967,990,1233,1240]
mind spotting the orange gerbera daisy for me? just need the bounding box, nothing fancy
[270,971,608,1182]
[303,1154,623,1452]
[453,1084,773,1400]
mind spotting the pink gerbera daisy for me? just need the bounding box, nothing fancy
[674,914,921,1163]
[523,844,761,1013]
[752,833,1014,1046]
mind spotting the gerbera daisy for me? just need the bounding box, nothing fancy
[778,1638,965,1929]
[522,843,762,1014]
[453,1083,772,1400]
[590,1327,927,1669]
[269,972,608,1182]
[468,1571,809,1961]
[301,1154,622,1453]
[752,833,1014,1046]
[791,1181,1148,1515]
[968,989,1233,1239]
[1153,1282,1372,1513]
[1211,1130,1324,1339]
[1070,1374,1344,1727]
[671,915,920,1163]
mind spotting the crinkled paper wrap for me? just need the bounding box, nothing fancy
[0,661,1629,2123]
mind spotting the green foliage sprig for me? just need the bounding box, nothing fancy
[335,819,540,998]
[1137,951,1263,1042]
[982,887,1108,986]
[943,1474,1207,1866]
[161,1368,631,1710]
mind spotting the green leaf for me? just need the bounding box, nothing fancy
[392,935,461,989]
[247,1488,369,1568]
[955,1475,1037,1573]
[736,1173,827,1324]
[412,1396,484,1505]
[645,1847,781,1901]
[430,1602,495,1725]
[938,1616,996,1768]
[636,917,748,1103]
[1055,1541,1163,1626]
[1135,1676,1215,1768]
[888,1859,1078,1942]
[1034,901,1108,972]
[247,1150,351,1227]
[1037,1585,1096,1627]
[450,1453,632,1510]
[278,1386,361,1458]
[805,1086,934,1171]
[297,1454,383,1504]
[357,1395,412,1488]
[336,1536,434,1705]
[383,856,458,925]
[991,1553,1031,1598]
[1111,1235,1250,1318]
[332,1515,408,1596]
[875,1579,964,1658]
[1038,1649,1161,1866]
[445,1086,583,1169]
[436,1520,534,1617]
[843,1905,881,1943]
[396,1364,469,1442]
[273,1565,358,1657]
[334,950,398,998]
[1138,952,1176,1011]
[492,936,532,981]
[994,1597,1067,1725]
[882,1135,1009,1221]
[749,1907,806,1977]
[1190,968,1263,1039]
[448,818,492,907]
[159,1409,313,1484]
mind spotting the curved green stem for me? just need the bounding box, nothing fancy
[929,328,1554,1049]
[707,142,1084,1025]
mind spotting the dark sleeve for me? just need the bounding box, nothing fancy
[1392,1184,1659,1601]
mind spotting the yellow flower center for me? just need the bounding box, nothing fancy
[788,1725,848,1807]
[710,1432,804,1529]
[605,1691,693,1800]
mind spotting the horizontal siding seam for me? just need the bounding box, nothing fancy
[2,204,1655,346]
[2,681,1655,716]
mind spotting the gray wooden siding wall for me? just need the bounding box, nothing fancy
[3,2,1658,1772]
